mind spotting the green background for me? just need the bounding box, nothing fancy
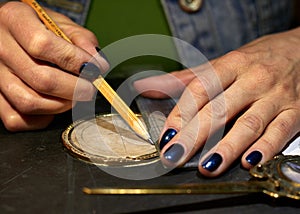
[85,0,181,78]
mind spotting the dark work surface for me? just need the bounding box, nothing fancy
[1,92,300,213]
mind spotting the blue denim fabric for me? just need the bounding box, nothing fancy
[38,0,91,25]
[1,0,294,65]
[0,0,91,25]
[161,0,294,65]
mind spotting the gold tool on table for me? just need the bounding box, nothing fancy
[83,155,300,200]
[21,0,155,145]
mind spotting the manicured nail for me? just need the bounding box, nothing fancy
[159,128,177,150]
[163,144,184,163]
[95,47,109,63]
[201,153,223,172]
[246,151,262,166]
[79,62,101,81]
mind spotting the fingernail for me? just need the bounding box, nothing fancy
[159,128,177,150]
[163,143,184,163]
[246,151,262,166]
[201,153,223,172]
[79,62,101,81]
[95,47,109,63]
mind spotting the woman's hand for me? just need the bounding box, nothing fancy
[0,2,108,131]
[134,27,300,177]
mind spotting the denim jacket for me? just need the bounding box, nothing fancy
[1,0,295,63]
[0,0,91,25]
[161,0,294,65]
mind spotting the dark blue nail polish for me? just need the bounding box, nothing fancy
[246,151,262,166]
[159,128,177,150]
[163,144,184,163]
[79,62,101,81]
[95,47,109,63]
[201,153,223,172]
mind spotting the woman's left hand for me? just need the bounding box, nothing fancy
[134,27,300,177]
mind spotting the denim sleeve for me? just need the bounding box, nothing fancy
[0,0,91,25]
[161,0,294,65]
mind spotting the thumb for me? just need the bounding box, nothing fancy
[133,68,196,99]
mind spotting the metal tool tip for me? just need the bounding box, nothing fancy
[148,138,155,145]
[82,187,92,194]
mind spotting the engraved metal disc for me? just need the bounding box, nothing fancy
[62,114,159,167]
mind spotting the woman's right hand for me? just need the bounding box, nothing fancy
[0,2,108,131]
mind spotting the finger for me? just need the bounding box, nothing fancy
[161,58,238,134]
[0,40,95,101]
[198,99,280,177]
[133,63,216,99]
[0,93,54,132]
[1,2,106,74]
[0,65,73,114]
[159,111,209,168]
[242,109,300,169]
[133,70,193,99]
[158,64,237,166]
[0,3,96,101]
[160,49,264,136]
[158,51,259,160]
[159,79,257,167]
[0,27,95,101]
[45,9,110,72]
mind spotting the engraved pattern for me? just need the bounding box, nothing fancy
[62,114,159,167]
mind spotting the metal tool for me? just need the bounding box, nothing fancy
[83,155,300,200]
[22,0,155,146]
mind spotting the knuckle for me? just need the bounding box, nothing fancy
[226,50,247,60]
[237,114,264,136]
[251,64,275,85]
[202,97,227,121]
[30,72,58,94]
[186,78,211,103]
[167,105,188,128]
[209,97,227,120]
[222,50,249,65]
[219,141,238,158]
[57,48,78,70]
[273,118,292,138]
[259,138,277,154]
[240,65,276,93]
[27,33,52,58]
[2,113,24,132]
[69,25,98,44]
[14,94,39,114]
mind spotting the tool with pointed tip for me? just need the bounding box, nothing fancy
[83,155,300,200]
[21,0,154,145]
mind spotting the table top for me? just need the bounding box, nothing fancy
[1,86,299,214]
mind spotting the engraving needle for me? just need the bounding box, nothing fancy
[21,0,154,144]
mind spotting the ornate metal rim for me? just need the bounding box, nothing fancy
[61,114,159,167]
[250,155,300,199]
